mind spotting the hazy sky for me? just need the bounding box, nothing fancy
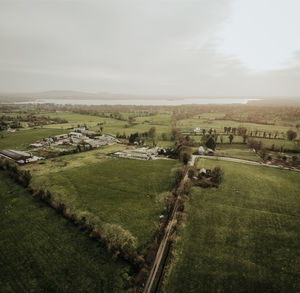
[0,0,300,97]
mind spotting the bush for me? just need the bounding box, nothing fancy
[211,167,223,185]
[248,139,262,153]
[101,223,138,261]
[179,146,192,165]
[188,168,195,179]
[173,167,185,185]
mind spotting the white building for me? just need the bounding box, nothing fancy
[198,146,205,154]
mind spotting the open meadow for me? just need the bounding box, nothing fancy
[24,146,179,250]
[0,172,130,293]
[0,128,68,150]
[163,159,300,293]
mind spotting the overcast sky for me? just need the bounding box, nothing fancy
[0,0,300,97]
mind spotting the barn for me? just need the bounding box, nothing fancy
[0,150,32,164]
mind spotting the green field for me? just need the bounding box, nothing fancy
[24,148,178,249]
[214,144,262,162]
[0,172,130,293]
[0,128,67,150]
[178,114,300,135]
[37,112,172,138]
[163,160,300,293]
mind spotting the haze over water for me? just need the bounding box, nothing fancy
[16,98,261,106]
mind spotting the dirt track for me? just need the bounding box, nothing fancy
[143,159,196,293]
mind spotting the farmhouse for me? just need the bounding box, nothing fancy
[0,149,32,164]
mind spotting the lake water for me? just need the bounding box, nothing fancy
[15,98,262,106]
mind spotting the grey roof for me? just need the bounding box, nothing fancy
[0,150,31,160]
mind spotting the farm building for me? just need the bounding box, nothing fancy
[73,127,86,132]
[53,134,68,141]
[29,143,43,148]
[198,146,205,154]
[194,127,201,133]
[69,132,83,138]
[112,147,159,160]
[99,134,120,144]
[0,150,32,164]
[81,130,97,137]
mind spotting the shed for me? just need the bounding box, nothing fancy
[0,150,32,163]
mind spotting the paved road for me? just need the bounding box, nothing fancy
[197,155,300,172]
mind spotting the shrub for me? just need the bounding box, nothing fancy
[211,167,223,185]
[173,167,184,185]
[188,168,195,179]
[101,223,138,261]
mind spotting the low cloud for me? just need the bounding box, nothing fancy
[0,0,299,97]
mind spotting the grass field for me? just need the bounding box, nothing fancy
[38,112,172,135]
[178,114,300,136]
[0,172,130,293]
[163,160,300,293]
[24,147,178,249]
[0,128,68,150]
[214,144,262,162]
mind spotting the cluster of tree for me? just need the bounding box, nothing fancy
[0,114,68,130]
[115,132,127,139]
[219,105,300,124]
[248,138,263,153]
[0,116,22,130]
[128,127,157,145]
[0,158,31,187]
[188,165,224,188]
[199,126,299,144]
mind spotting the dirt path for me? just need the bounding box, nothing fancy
[197,155,300,172]
[143,159,196,293]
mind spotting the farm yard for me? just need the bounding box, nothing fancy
[0,172,130,293]
[162,159,300,293]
